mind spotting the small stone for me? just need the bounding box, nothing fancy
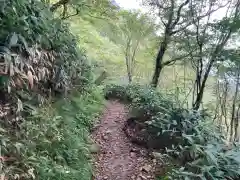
[136,175,148,180]
[139,175,147,180]
[89,144,100,154]
[130,148,138,153]
[152,152,164,163]
[141,164,152,172]
[130,152,136,157]
[102,135,108,140]
[105,129,112,134]
[153,159,157,163]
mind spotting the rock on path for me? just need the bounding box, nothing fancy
[92,101,155,180]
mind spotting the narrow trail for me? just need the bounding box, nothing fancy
[92,100,155,180]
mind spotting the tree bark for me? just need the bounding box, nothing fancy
[193,61,213,110]
[127,70,132,83]
[230,70,240,141]
[222,77,229,133]
[151,35,168,88]
[94,71,108,85]
[234,104,240,141]
[125,37,132,83]
[125,56,132,83]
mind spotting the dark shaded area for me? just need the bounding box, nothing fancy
[123,117,182,150]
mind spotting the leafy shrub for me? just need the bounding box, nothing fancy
[105,84,240,180]
[0,0,93,145]
[104,84,130,101]
[0,1,101,179]
[0,0,90,95]
[163,121,240,180]
[104,84,202,148]
[0,86,104,179]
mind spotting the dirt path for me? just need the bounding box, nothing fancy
[92,100,155,180]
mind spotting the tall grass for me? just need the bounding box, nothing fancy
[0,86,104,179]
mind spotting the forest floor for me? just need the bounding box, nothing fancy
[92,100,157,180]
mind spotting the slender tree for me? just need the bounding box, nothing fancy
[143,0,237,88]
[117,11,157,82]
[190,0,240,110]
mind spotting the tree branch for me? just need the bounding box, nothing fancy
[62,9,79,20]
[131,39,141,66]
[50,0,69,12]
[171,0,190,29]
[164,0,175,32]
[171,3,230,35]
[160,17,167,27]
[168,0,175,28]
[162,49,196,67]
[62,4,67,18]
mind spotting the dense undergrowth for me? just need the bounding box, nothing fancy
[0,0,104,179]
[0,0,90,98]
[1,0,240,179]
[1,86,104,179]
[104,84,240,180]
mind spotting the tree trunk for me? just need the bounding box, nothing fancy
[127,71,132,83]
[234,104,240,141]
[193,41,227,110]
[192,7,234,110]
[230,70,240,141]
[124,37,133,84]
[151,36,168,88]
[50,0,69,12]
[193,60,214,110]
[222,78,229,133]
[151,64,163,88]
[94,71,108,85]
[125,57,132,83]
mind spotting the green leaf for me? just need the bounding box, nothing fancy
[215,171,224,177]
[14,142,24,153]
[9,33,18,47]
[18,34,28,50]
[17,98,23,113]
[0,75,9,86]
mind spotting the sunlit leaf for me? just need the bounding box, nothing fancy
[17,98,23,113]
[9,33,18,47]
[27,70,34,89]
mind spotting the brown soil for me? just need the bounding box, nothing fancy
[92,100,156,180]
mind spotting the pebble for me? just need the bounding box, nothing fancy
[131,175,136,179]
[139,175,147,180]
[102,135,109,140]
[141,164,152,172]
[89,144,100,154]
[136,175,147,180]
[130,152,136,157]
